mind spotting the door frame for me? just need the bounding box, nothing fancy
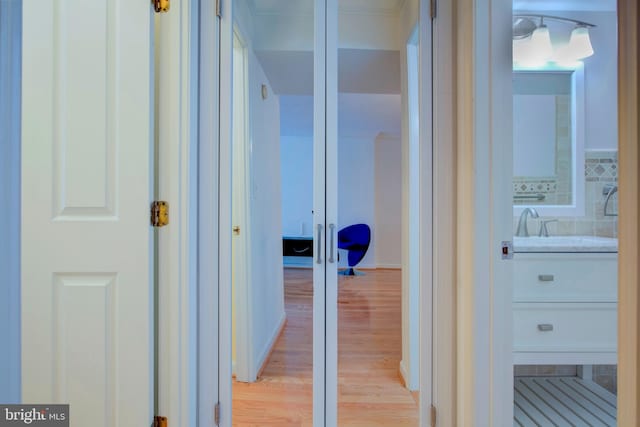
[455,0,514,424]
[204,0,440,425]
[230,27,254,382]
[456,0,640,426]
[164,0,640,425]
[617,0,640,423]
[195,0,223,425]
[155,0,201,425]
[0,0,22,404]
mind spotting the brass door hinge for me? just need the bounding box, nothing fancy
[151,201,169,227]
[216,0,221,18]
[152,0,170,13]
[153,416,167,427]
[430,404,437,427]
[430,0,436,19]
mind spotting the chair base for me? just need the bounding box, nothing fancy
[338,268,365,276]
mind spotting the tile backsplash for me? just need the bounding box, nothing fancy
[513,150,618,238]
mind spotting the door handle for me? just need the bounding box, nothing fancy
[328,224,336,263]
[537,324,554,332]
[316,224,323,264]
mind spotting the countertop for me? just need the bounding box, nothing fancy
[513,236,618,253]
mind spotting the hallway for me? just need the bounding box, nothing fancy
[232,268,418,426]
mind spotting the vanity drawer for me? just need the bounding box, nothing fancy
[513,302,617,353]
[513,254,617,302]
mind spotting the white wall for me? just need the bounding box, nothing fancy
[374,135,402,268]
[280,135,314,236]
[337,137,376,269]
[0,0,21,404]
[281,134,403,270]
[579,11,617,150]
[247,49,286,375]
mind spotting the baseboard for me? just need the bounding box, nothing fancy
[399,359,410,388]
[375,264,402,269]
[399,359,419,391]
[255,312,287,379]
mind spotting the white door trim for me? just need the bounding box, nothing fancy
[0,0,22,404]
[218,0,235,423]
[417,0,434,420]
[430,0,457,423]
[455,0,514,424]
[155,0,199,425]
[196,0,221,425]
[231,29,254,382]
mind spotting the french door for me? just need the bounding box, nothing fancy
[216,1,336,425]
[215,0,427,425]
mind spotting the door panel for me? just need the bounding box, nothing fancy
[332,1,420,425]
[21,1,154,425]
[227,0,324,425]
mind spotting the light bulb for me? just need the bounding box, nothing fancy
[567,25,594,60]
[529,24,553,62]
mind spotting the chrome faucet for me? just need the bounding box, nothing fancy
[515,207,539,237]
[538,219,558,237]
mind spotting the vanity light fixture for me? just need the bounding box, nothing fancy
[568,25,594,60]
[513,14,596,66]
[529,19,553,63]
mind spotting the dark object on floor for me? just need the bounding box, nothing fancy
[337,224,371,276]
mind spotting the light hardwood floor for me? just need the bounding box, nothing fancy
[232,268,419,426]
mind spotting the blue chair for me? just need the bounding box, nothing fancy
[337,224,371,276]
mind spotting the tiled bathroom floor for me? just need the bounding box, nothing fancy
[514,377,617,426]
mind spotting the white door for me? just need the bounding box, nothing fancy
[21,1,155,426]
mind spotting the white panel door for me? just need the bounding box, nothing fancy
[21,1,154,426]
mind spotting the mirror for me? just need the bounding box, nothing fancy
[513,67,585,216]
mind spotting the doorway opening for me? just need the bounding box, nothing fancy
[212,0,432,425]
[510,1,619,425]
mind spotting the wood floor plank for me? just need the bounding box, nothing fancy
[232,268,418,427]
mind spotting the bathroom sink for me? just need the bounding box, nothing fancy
[513,235,618,253]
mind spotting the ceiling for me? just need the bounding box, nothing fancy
[512,0,616,12]
[248,0,405,16]
[255,49,401,96]
[255,0,616,141]
[249,1,404,139]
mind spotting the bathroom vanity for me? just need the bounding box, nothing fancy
[513,236,617,365]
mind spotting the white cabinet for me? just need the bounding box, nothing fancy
[513,253,617,365]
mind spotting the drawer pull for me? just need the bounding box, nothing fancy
[538,274,555,282]
[537,324,554,332]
